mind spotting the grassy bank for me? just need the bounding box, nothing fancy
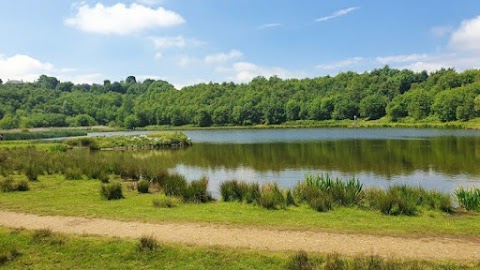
[0,175,479,238]
[0,227,476,270]
[0,130,87,141]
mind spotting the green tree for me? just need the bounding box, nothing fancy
[359,94,388,120]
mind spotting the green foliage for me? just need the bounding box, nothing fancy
[183,177,213,203]
[259,183,286,210]
[456,187,480,211]
[0,177,29,192]
[152,195,181,208]
[359,94,388,120]
[100,182,124,200]
[137,235,158,252]
[286,250,312,270]
[137,180,150,194]
[163,173,187,197]
[294,175,364,208]
[2,130,86,140]
[0,67,480,128]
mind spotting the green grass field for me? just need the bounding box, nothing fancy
[1,175,479,238]
[0,227,476,270]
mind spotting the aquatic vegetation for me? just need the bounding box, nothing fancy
[456,187,480,211]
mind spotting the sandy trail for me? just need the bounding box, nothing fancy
[0,210,479,262]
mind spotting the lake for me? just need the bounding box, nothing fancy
[87,128,480,196]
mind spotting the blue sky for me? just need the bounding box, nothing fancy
[1,1,480,88]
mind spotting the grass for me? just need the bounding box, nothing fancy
[1,130,87,141]
[0,227,476,269]
[0,175,479,238]
[456,187,480,212]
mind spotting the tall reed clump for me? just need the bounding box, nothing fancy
[183,177,213,203]
[162,174,213,203]
[366,185,454,216]
[259,183,286,210]
[286,250,313,270]
[219,180,261,204]
[293,174,363,212]
[137,180,150,194]
[100,182,124,200]
[456,187,480,211]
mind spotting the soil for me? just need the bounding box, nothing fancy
[1,210,479,262]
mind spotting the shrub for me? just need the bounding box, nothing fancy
[138,235,158,252]
[286,250,312,270]
[323,253,346,270]
[285,189,296,206]
[306,189,333,212]
[64,167,83,180]
[25,165,40,181]
[0,177,29,192]
[100,182,124,200]
[293,174,363,207]
[259,183,285,210]
[32,228,65,245]
[163,173,187,197]
[220,180,260,204]
[245,182,261,204]
[456,187,480,211]
[137,180,150,194]
[153,195,181,208]
[14,179,29,192]
[184,177,213,203]
[0,245,20,266]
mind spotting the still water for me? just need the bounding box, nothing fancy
[94,128,480,195]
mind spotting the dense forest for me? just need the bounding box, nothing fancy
[1,66,480,129]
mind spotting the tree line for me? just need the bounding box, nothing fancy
[1,67,480,129]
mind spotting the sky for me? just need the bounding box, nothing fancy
[1,1,480,88]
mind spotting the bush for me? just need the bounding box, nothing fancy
[31,228,64,245]
[293,175,363,207]
[259,183,285,210]
[184,177,213,203]
[100,182,124,200]
[137,180,150,194]
[456,187,480,211]
[323,253,346,270]
[0,245,20,266]
[220,180,260,204]
[286,250,312,270]
[153,195,181,208]
[306,188,333,212]
[138,235,158,252]
[163,174,187,197]
[64,167,83,180]
[0,177,29,192]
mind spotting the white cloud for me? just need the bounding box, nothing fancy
[205,50,243,64]
[376,54,428,65]
[450,15,480,51]
[231,62,307,82]
[316,57,363,70]
[258,23,282,30]
[0,54,54,82]
[154,52,163,60]
[176,55,194,67]
[316,7,359,22]
[0,54,102,84]
[135,0,163,6]
[65,3,185,35]
[152,36,186,49]
[431,26,453,38]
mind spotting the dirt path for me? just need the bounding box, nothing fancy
[0,210,479,262]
